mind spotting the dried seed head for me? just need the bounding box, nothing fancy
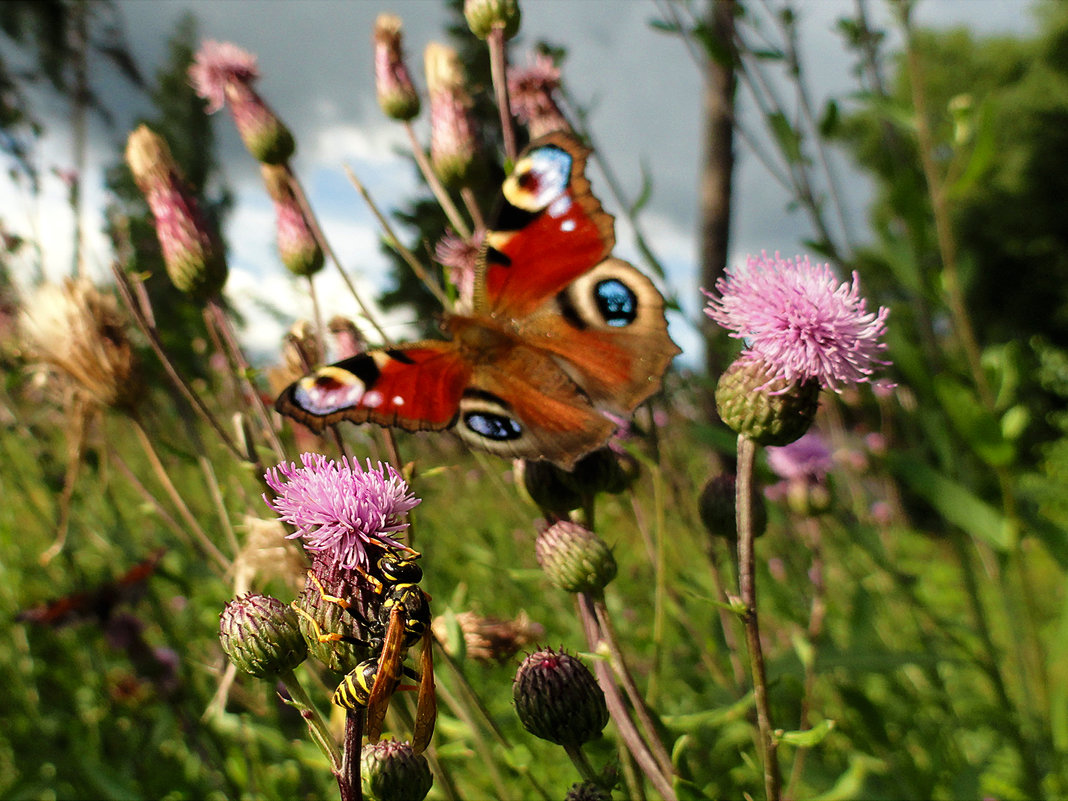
[19,278,142,411]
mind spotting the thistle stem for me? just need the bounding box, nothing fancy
[736,434,781,801]
[486,26,517,163]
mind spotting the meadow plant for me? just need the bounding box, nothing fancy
[11,2,1067,801]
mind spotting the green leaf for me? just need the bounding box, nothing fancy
[887,453,1014,549]
[819,99,840,137]
[933,374,1015,467]
[768,111,805,164]
[777,718,835,747]
[812,753,887,801]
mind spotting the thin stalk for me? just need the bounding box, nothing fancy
[403,121,472,239]
[736,434,781,801]
[563,743,599,785]
[486,26,517,163]
[339,710,363,801]
[592,598,674,778]
[343,165,450,310]
[278,668,342,773]
[198,455,240,557]
[647,462,668,706]
[459,186,486,232]
[130,413,230,573]
[577,592,677,801]
[111,263,246,463]
[288,171,390,343]
[433,680,516,800]
[39,402,88,564]
[205,298,286,462]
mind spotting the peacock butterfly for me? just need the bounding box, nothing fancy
[275,132,680,469]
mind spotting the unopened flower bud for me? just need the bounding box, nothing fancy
[698,473,767,541]
[715,357,820,446]
[374,14,421,121]
[125,125,228,298]
[361,739,433,801]
[261,164,323,276]
[219,593,307,678]
[425,42,481,187]
[535,521,616,594]
[513,647,608,746]
[464,0,521,40]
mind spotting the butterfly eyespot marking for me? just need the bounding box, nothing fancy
[464,411,523,441]
[594,279,638,327]
[503,145,572,212]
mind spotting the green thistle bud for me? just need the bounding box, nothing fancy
[535,521,617,594]
[698,473,767,541]
[229,84,295,165]
[360,739,433,801]
[513,647,608,746]
[219,593,307,678]
[464,0,521,40]
[715,357,820,446]
[565,780,613,801]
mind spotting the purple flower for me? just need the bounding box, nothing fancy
[263,454,420,570]
[704,252,889,391]
[766,431,834,482]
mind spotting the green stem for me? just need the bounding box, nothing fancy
[563,742,599,786]
[736,435,781,801]
[278,668,343,773]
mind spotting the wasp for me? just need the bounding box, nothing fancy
[297,547,436,754]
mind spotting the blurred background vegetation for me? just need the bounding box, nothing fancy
[2,0,1068,799]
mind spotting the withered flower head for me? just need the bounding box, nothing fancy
[508,52,570,138]
[19,278,142,411]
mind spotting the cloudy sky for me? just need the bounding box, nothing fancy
[0,0,1039,363]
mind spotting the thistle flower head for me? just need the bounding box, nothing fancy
[261,164,323,276]
[434,228,482,311]
[125,125,228,298]
[361,739,433,801]
[190,40,294,164]
[704,252,889,391]
[374,14,421,121]
[425,42,481,187]
[513,647,608,746]
[535,520,617,594]
[188,40,259,113]
[19,278,142,410]
[464,0,522,39]
[263,454,420,571]
[219,592,308,678]
[508,52,570,138]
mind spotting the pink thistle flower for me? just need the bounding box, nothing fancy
[425,42,481,186]
[188,40,258,114]
[263,454,420,571]
[261,164,322,276]
[704,253,889,391]
[766,431,833,482]
[189,40,294,165]
[508,52,570,138]
[435,228,482,310]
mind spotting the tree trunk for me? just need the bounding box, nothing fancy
[699,0,738,380]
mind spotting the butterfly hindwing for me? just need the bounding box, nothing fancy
[275,343,471,434]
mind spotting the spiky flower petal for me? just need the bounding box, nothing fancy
[704,253,889,391]
[263,454,420,571]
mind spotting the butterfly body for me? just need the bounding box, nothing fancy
[277,133,680,468]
